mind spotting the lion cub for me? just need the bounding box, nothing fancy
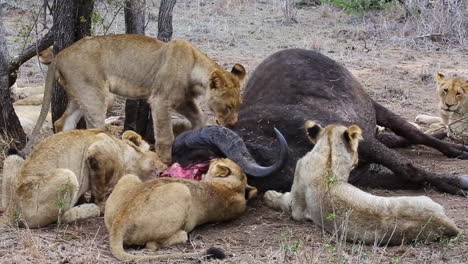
[1,129,167,228]
[28,34,246,164]
[104,158,257,262]
[264,121,460,245]
[415,73,468,142]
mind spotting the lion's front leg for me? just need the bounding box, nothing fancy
[175,99,205,131]
[2,155,24,211]
[150,97,174,164]
[264,191,293,214]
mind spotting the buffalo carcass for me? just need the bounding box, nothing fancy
[172,49,468,195]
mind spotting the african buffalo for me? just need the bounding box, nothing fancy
[172,49,468,195]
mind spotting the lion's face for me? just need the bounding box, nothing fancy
[436,72,468,114]
[203,158,257,200]
[207,64,246,127]
[121,131,168,181]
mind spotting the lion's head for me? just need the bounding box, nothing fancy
[121,130,168,181]
[304,120,363,179]
[203,158,257,200]
[207,64,246,127]
[436,72,468,116]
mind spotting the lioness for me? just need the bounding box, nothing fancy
[264,121,460,245]
[2,129,167,228]
[104,158,257,262]
[28,34,246,163]
[415,73,468,142]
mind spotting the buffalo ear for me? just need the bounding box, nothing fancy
[344,125,363,152]
[213,164,231,177]
[436,72,446,84]
[231,64,246,81]
[245,184,258,200]
[209,70,226,90]
[304,120,323,144]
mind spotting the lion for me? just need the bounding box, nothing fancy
[104,158,257,262]
[415,73,468,141]
[1,129,167,228]
[27,34,246,163]
[264,121,460,245]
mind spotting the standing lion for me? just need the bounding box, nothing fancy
[27,34,246,164]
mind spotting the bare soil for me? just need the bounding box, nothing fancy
[1,1,468,263]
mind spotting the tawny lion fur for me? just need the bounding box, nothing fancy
[415,73,468,135]
[104,158,257,262]
[1,129,167,228]
[264,121,460,245]
[28,34,246,163]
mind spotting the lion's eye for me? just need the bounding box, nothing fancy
[456,92,461,96]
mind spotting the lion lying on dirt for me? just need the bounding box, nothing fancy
[104,158,257,262]
[264,121,460,245]
[415,73,468,143]
[28,34,246,164]
[1,129,167,228]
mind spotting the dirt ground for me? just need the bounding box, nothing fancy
[1,1,468,263]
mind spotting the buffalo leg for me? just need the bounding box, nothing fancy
[358,137,468,195]
[373,100,468,159]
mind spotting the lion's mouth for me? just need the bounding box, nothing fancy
[442,108,456,113]
[150,170,163,178]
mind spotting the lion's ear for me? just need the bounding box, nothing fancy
[344,125,363,152]
[212,164,231,177]
[462,80,468,93]
[122,131,144,147]
[231,64,246,81]
[209,70,226,90]
[305,120,323,144]
[436,72,446,84]
[245,184,258,200]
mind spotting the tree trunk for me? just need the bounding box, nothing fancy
[0,6,27,148]
[51,0,94,130]
[158,0,176,42]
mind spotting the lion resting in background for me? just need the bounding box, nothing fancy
[28,34,246,163]
[415,73,468,143]
[1,129,167,228]
[104,158,257,262]
[264,121,460,245]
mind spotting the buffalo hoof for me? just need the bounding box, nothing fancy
[460,176,468,190]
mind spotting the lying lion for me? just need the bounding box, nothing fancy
[105,158,257,262]
[264,121,460,245]
[415,73,468,143]
[2,129,167,228]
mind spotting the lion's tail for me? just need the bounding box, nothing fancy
[21,59,56,155]
[109,218,226,262]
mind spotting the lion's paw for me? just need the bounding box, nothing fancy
[62,203,101,223]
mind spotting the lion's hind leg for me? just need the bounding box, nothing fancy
[1,155,24,211]
[145,230,189,250]
[54,100,83,132]
[19,168,80,228]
